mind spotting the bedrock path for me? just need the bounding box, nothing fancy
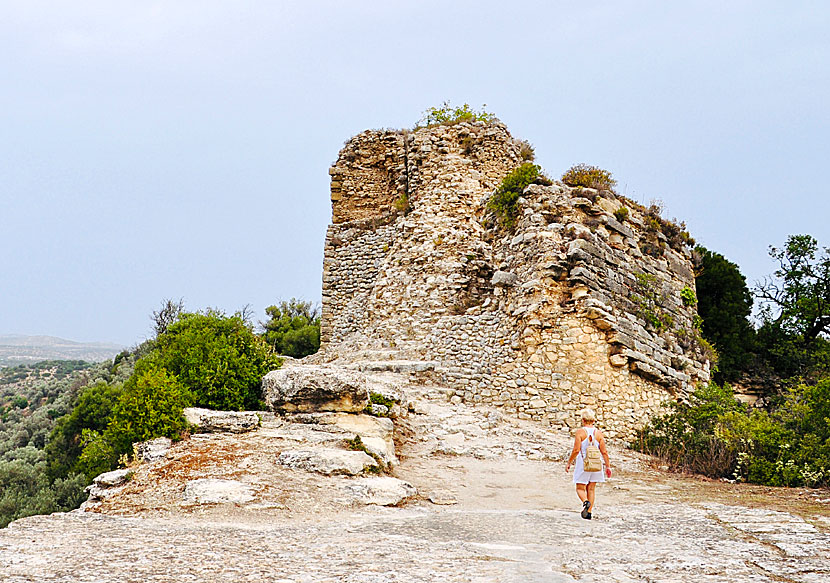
[1,382,828,582]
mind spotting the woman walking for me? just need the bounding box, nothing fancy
[565,408,611,519]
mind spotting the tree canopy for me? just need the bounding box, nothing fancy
[260,299,321,358]
[694,246,756,382]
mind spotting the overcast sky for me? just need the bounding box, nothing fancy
[2,1,828,346]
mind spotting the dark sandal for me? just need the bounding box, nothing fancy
[581,500,591,519]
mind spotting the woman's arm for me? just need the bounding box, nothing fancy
[565,430,584,472]
[597,430,612,477]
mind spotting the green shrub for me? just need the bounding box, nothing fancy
[102,367,194,457]
[637,378,830,487]
[630,273,674,332]
[45,381,123,480]
[149,309,281,410]
[487,163,550,230]
[416,101,496,128]
[633,383,746,477]
[561,163,616,192]
[613,206,629,223]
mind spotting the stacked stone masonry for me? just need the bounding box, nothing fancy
[318,121,710,439]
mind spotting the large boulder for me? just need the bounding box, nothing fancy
[183,408,261,433]
[262,366,369,413]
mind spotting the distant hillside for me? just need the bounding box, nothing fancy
[0,335,125,367]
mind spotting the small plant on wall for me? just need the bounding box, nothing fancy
[487,163,552,230]
[630,272,674,332]
[561,163,616,192]
[415,101,496,128]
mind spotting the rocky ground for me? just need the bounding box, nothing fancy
[1,372,828,582]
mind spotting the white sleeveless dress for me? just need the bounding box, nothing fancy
[573,426,606,484]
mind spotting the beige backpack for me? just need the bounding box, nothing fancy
[583,430,603,472]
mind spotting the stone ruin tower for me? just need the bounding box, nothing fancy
[316,120,711,439]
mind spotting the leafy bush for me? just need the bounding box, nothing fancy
[260,299,321,358]
[147,309,281,410]
[633,383,746,477]
[561,163,616,192]
[487,163,551,230]
[45,381,122,480]
[636,378,830,487]
[613,206,629,223]
[694,246,756,383]
[103,368,194,455]
[630,273,674,332]
[416,101,496,128]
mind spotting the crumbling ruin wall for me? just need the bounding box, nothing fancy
[318,121,710,439]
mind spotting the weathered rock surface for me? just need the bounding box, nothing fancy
[182,479,255,505]
[134,437,172,462]
[342,476,416,506]
[83,468,133,505]
[262,366,369,413]
[2,367,829,583]
[183,407,260,433]
[277,448,377,475]
[314,412,397,465]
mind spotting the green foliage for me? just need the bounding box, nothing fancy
[45,381,123,480]
[261,299,321,359]
[487,163,550,230]
[364,392,397,417]
[149,309,281,410]
[636,378,830,487]
[634,383,748,477]
[101,368,193,457]
[756,234,830,345]
[416,101,496,128]
[613,206,629,223]
[694,246,756,383]
[0,460,87,528]
[74,429,118,482]
[561,163,616,192]
[680,287,697,307]
[751,235,830,382]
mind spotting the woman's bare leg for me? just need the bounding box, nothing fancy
[587,482,597,511]
[576,483,588,504]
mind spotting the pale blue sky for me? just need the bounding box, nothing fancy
[2,1,828,346]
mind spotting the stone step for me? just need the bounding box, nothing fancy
[348,360,438,373]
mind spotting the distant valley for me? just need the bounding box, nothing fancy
[0,334,125,366]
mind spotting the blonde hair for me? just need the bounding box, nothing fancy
[580,408,597,422]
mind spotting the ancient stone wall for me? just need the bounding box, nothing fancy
[317,120,711,439]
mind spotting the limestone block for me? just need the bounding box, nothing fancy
[84,468,133,503]
[314,413,397,465]
[492,270,518,287]
[277,448,377,475]
[263,366,369,413]
[609,354,628,367]
[183,408,260,434]
[343,477,417,506]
